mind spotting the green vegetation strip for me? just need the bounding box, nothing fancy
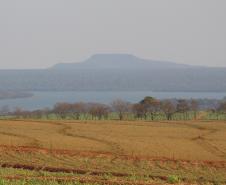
[1,163,226,184]
[0,176,157,185]
[0,163,168,180]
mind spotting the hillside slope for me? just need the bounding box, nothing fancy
[0,54,226,92]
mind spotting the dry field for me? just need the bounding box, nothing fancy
[0,119,226,184]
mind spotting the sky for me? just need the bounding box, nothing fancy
[0,0,225,69]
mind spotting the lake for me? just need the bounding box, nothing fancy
[0,91,225,110]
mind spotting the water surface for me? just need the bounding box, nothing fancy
[0,91,225,110]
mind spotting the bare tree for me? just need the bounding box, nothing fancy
[53,102,72,119]
[13,107,23,118]
[42,108,51,119]
[132,103,147,120]
[176,99,190,120]
[160,100,176,120]
[71,102,87,120]
[88,103,110,120]
[217,101,226,120]
[190,99,199,120]
[31,110,43,119]
[111,99,131,120]
[31,108,50,119]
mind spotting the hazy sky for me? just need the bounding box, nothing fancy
[0,0,225,69]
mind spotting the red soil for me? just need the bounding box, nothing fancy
[0,144,226,168]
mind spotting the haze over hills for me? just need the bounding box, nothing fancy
[52,54,193,70]
[0,54,226,92]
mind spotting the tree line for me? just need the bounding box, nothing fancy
[1,97,226,121]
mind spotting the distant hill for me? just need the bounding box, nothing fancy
[52,54,193,70]
[0,54,226,92]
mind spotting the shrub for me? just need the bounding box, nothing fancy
[0,179,5,185]
[167,175,180,184]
